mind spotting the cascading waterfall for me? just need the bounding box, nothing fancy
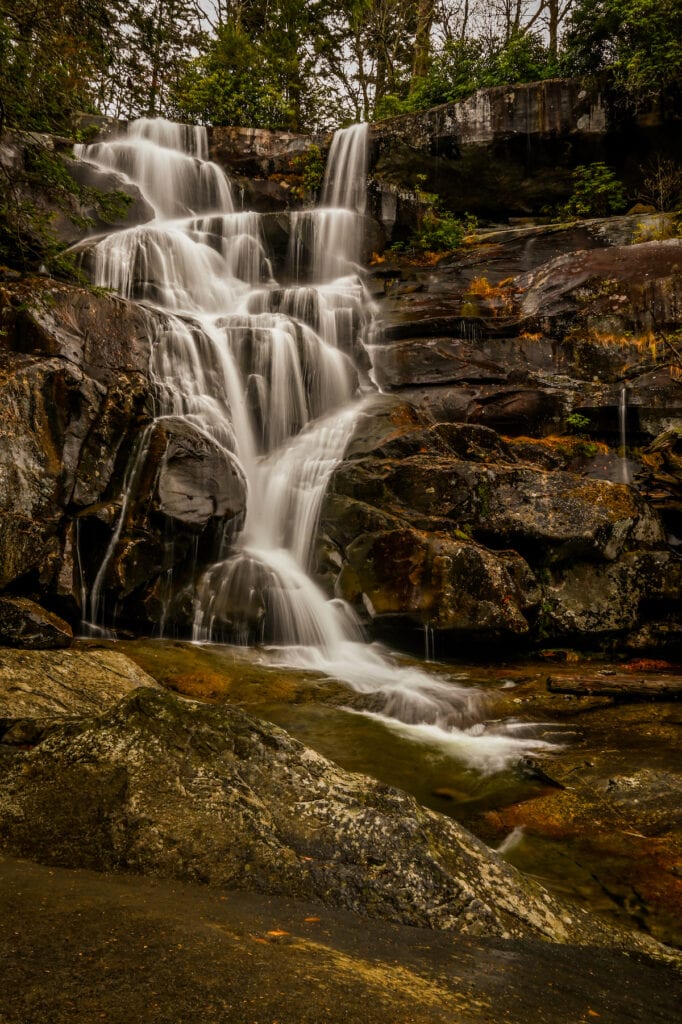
[74,116,555,771]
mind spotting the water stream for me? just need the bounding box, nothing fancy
[74,118,555,771]
[618,385,632,484]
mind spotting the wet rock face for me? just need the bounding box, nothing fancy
[0,278,255,636]
[209,126,315,178]
[0,685,632,946]
[338,220,682,655]
[0,281,152,606]
[319,390,674,653]
[156,419,247,528]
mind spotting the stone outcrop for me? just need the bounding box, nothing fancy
[319,393,675,652]
[0,278,152,610]
[0,278,246,633]
[370,80,607,153]
[367,80,679,224]
[0,684,647,947]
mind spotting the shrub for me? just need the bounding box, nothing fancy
[560,163,628,219]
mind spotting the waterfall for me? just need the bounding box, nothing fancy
[618,386,631,485]
[74,119,555,771]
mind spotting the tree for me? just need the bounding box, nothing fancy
[172,21,294,128]
[561,0,682,101]
[96,1,206,119]
[0,0,123,130]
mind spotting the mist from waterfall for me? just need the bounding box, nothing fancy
[74,116,556,771]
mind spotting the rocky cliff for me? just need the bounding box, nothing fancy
[317,219,682,655]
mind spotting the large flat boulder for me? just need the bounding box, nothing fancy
[0,686,650,948]
[0,648,159,720]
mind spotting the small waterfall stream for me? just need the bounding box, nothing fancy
[74,117,554,770]
[618,386,632,485]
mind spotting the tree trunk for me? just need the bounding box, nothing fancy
[411,0,435,81]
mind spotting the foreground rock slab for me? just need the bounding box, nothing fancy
[0,687,644,946]
[1,855,680,1024]
[0,648,159,720]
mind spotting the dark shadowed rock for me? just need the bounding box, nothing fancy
[0,280,152,608]
[0,597,72,649]
[0,686,651,948]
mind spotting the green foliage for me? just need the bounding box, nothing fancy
[374,31,553,120]
[0,141,130,276]
[559,163,628,218]
[374,38,489,119]
[173,23,294,129]
[290,146,326,199]
[483,31,554,88]
[0,0,123,131]
[566,412,592,433]
[387,177,467,256]
[413,175,465,251]
[413,209,466,253]
[561,0,682,102]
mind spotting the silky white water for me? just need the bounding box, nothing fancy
[75,117,555,771]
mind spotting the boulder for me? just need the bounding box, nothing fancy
[540,551,682,642]
[0,648,159,722]
[0,686,635,945]
[62,155,155,234]
[156,419,247,528]
[336,526,532,639]
[0,596,72,649]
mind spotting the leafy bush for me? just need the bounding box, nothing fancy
[413,209,466,252]
[566,412,592,433]
[559,163,628,219]
[386,179,471,258]
[290,145,325,199]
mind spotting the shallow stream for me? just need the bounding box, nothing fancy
[86,638,682,949]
